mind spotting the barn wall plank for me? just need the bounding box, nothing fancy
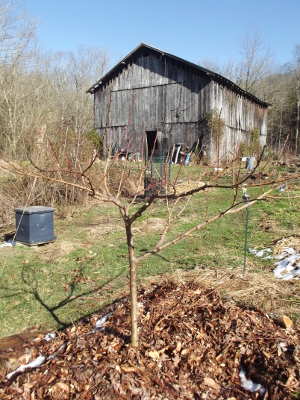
[94,49,268,161]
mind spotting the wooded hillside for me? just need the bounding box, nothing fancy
[0,3,299,162]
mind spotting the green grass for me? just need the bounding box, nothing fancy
[0,166,299,338]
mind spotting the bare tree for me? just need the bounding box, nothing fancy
[267,44,300,155]
[202,26,276,98]
[265,73,291,150]
[201,27,297,154]
[237,27,276,96]
[0,1,111,161]
[2,94,298,347]
[0,0,40,157]
[286,44,300,154]
[202,55,239,86]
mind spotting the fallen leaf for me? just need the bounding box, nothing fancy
[23,382,35,389]
[56,382,69,393]
[121,365,137,372]
[148,361,156,369]
[62,283,69,292]
[35,334,44,340]
[65,342,73,354]
[1,281,299,399]
[148,350,160,359]
[190,354,202,362]
[173,354,181,367]
[93,353,102,361]
[263,350,272,360]
[158,345,169,354]
[283,315,293,328]
[181,348,192,355]
[110,342,120,350]
[47,375,55,384]
[203,377,220,391]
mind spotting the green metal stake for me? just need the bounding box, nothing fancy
[242,188,250,274]
[243,205,249,273]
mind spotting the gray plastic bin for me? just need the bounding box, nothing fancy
[14,206,56,245]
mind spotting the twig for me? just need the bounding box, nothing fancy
[145,372,179,398]
[136,188,273,264]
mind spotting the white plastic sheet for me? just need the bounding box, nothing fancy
[0,239,16,248]
[6,356,46,380]
[239,367,266,395]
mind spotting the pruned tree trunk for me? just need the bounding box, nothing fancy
[125,217,138,347]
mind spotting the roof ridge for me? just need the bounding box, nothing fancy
[87,43,268,107]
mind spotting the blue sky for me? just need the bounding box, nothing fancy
[24,0,300,69]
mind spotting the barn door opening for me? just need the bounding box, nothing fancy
[146,131,158,157]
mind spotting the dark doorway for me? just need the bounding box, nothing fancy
[146,131,158,157]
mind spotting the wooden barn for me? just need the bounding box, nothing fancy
[87,43,268,162]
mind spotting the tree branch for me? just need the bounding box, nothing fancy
[135,188,274,264]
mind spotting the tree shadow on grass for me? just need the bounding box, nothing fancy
[0,262,126,330]
[139,248,170,263]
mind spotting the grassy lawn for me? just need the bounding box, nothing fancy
[0,163,299,338]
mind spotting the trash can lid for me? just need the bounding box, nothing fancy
[14,206,56,214]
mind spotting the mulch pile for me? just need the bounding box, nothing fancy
[0,281,299,399]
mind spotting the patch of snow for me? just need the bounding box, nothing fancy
[6,355,46,380]
[239,367,266,396]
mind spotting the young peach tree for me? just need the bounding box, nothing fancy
[2,99,297,348]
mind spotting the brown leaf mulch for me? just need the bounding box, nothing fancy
[0,282,299,399]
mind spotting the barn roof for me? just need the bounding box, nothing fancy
[87,43,268,107]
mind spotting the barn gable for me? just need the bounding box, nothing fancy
[88,43,268,161]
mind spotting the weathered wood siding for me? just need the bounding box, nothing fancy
[94,49,267,161]
[211,82,267,160]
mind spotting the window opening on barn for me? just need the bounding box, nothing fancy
[146,131,158,157]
